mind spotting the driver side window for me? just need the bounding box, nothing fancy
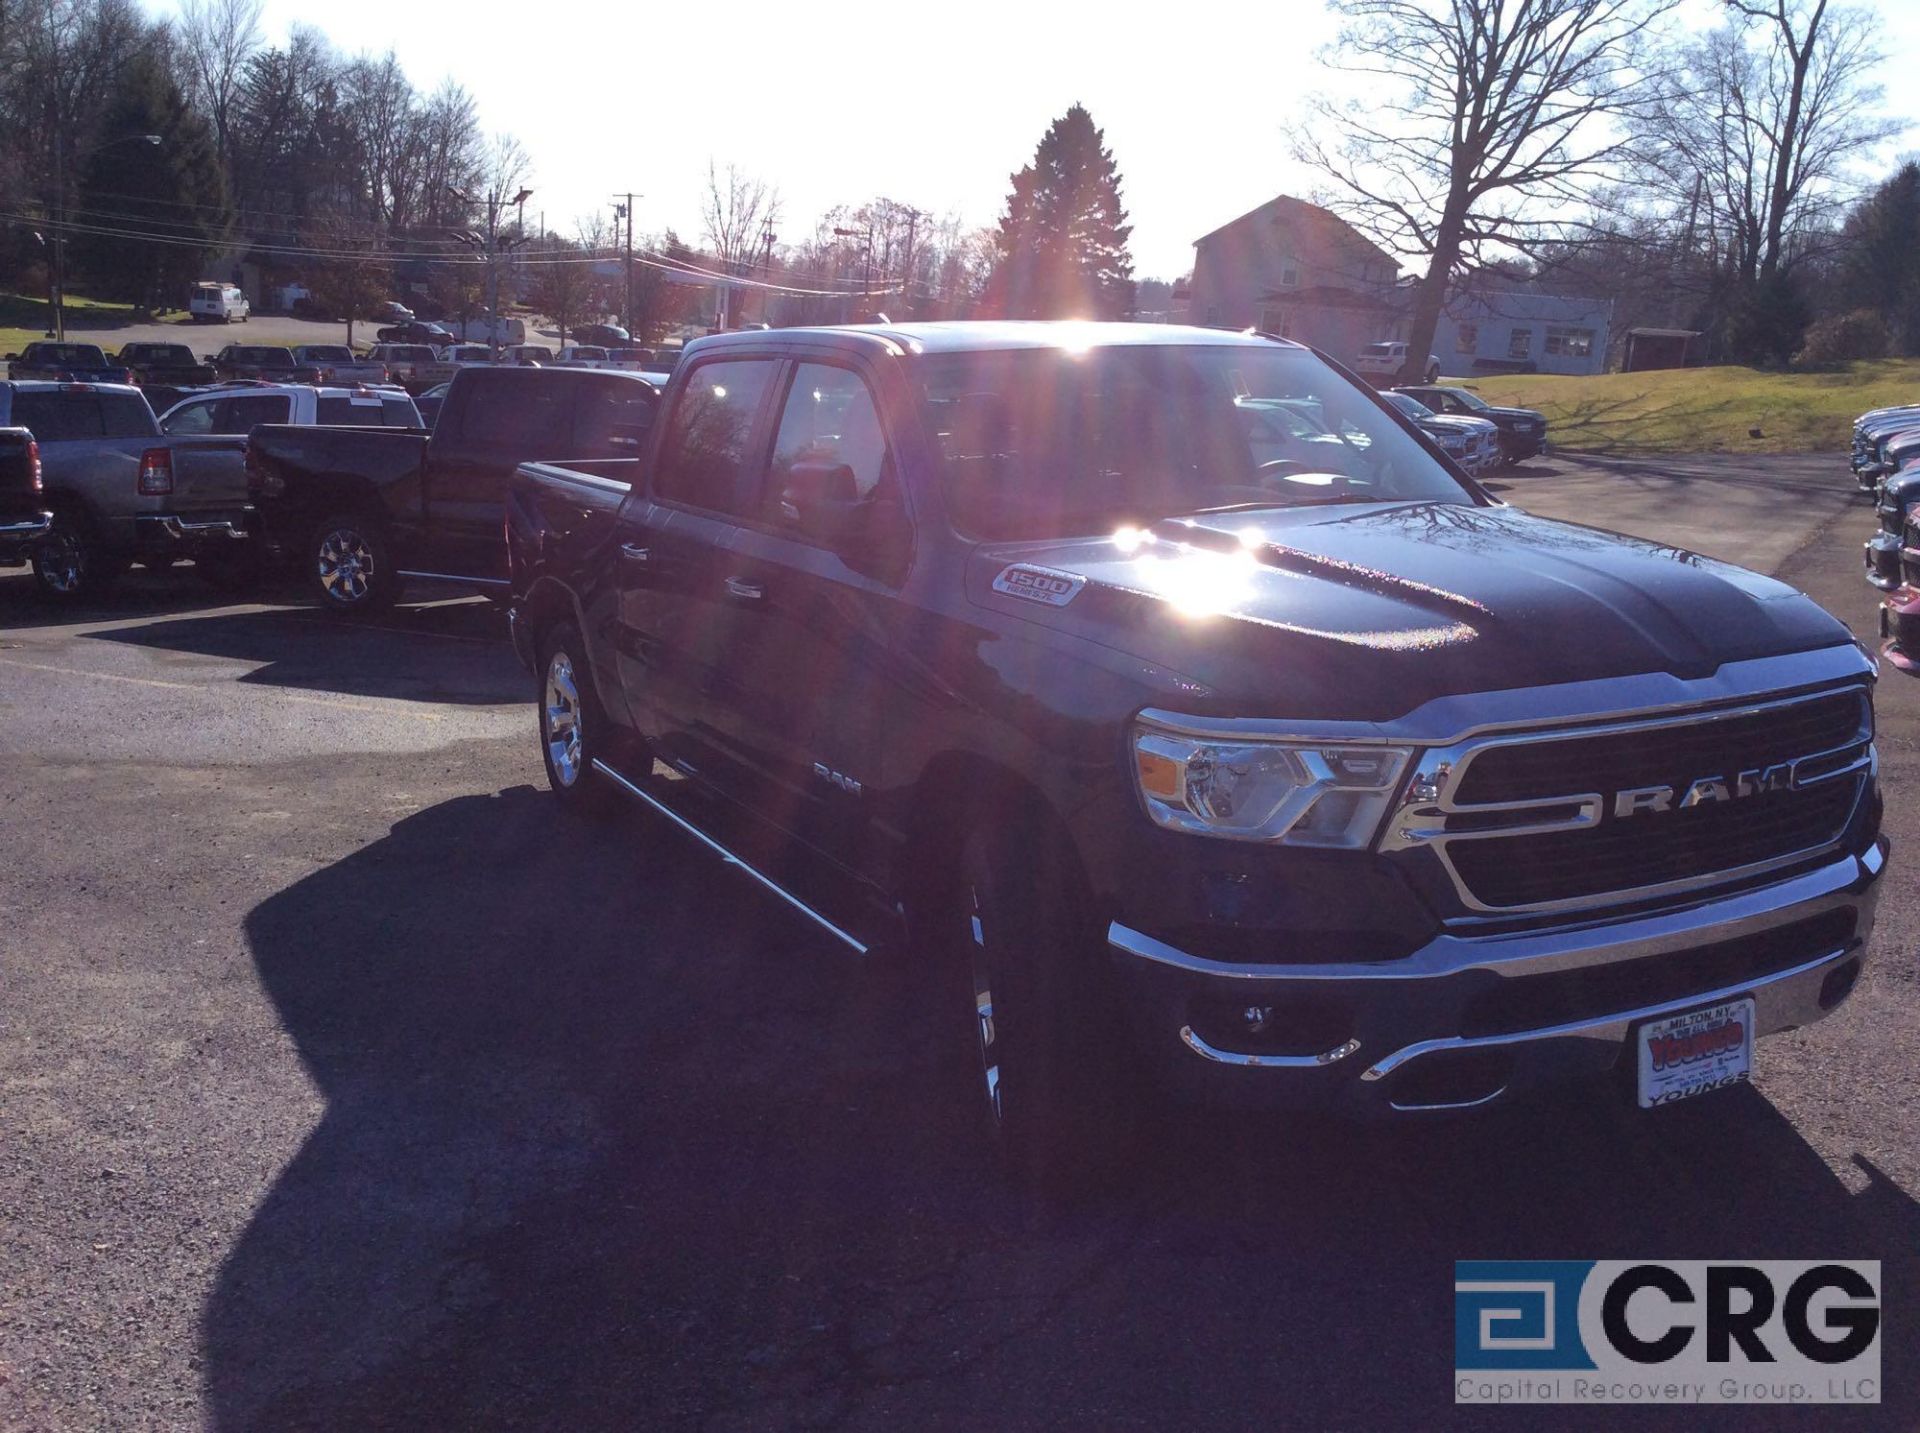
[162,400,215,435]
[763,363,891,526]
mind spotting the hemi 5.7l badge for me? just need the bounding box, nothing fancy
[992,564,1087,607]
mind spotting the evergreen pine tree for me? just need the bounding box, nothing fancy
[1841,163,1920,354]
[74,52,232,309]
[987,104,1135,320]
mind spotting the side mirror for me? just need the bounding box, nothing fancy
[780,459,862,544]
[3,353,16,361]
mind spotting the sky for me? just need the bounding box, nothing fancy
[137,0,1920,281]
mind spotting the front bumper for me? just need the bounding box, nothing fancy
[1500,430,1546,460]
[1880,585,1920,674]
[1108,839,1886,1114]
[1866,531,1904,590]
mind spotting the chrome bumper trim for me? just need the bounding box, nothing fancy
[1178,1029,1361,1068]
[0,514,52,540]
[146,515,249,540]
[1107,841,1882,985]
[1357,943,1854,1083]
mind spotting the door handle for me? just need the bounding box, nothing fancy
[723,576,765,602]
[619,542,651,565]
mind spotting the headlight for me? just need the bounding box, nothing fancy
[1131,724,1412,847]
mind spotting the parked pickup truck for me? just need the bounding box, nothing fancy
[0,426,52,567]
[113,342,216,388]
[6,342,132,384]
[291,345,392,385]
[367,343,457,393]
[1393,384,1548,463]
[0,380,252,598]
[246,365,659,611]
[211,345,321,384]
[503,320,1887,1192]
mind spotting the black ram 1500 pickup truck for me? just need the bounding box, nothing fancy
[506,321,1887,1189]
[246,365,660,612]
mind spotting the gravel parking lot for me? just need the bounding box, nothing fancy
[1,454,1914,1431]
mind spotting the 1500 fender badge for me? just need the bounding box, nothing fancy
[992,564,1086,607]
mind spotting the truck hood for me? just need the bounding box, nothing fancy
[1418,414,1497,437]
[966,501,1851,722]
[1480,405,1545,425]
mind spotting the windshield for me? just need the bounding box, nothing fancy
[917,344,1473,540]
[1446,388,1490,411]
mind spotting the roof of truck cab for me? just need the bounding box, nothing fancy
[685,320,1308,359]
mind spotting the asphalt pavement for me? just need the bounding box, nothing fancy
[0,454,1914,1431]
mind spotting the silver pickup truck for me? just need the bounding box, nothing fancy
[292,345,393,386]
[0,381,253,599]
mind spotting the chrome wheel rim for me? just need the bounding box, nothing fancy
[544,651,583,787]
[316,528,375,603]
[37,530,84,593]
[968,884,1002,1127]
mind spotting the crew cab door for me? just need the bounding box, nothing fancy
[604,355,781,774]
[691,358,912,879]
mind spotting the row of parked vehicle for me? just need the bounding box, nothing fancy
[1852,402,1920,673]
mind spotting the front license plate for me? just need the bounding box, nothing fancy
[1637,998,1754,1109]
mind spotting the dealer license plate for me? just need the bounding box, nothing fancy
[1636,998,1754,1109]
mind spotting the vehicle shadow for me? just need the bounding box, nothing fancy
[207,788,1918,1431]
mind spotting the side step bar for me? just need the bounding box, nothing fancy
[590,757,870,955]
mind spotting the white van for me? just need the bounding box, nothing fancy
[1352,341,1439,385]
[459,315,526,345]
[189,282,250,324]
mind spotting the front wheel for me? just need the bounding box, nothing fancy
[537,622,620,815]
[949,818,1139,1198]
[308,513,400,614]
[31,514,123,602]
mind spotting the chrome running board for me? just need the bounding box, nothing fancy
[590,757,869,955]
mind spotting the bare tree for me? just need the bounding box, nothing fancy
[177,0,261,169]
[1299,0,1674,381]
[1638,2,1894,293]
[701,159,780,276]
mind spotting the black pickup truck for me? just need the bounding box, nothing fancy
[246,365,660,611]
[503,321,1886,1191]
[113,342,217,389]
[0,426,52,566]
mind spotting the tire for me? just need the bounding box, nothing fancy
[308,512,401,615]
[31,512,124,602]
[948,816,1138,1199]
[1425,362,1441,383]
[536,621,619,815]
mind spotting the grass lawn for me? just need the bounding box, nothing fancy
[1453,359,1920,455]
[0,291,185,357]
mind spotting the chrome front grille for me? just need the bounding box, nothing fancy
[1382,687,1873,915]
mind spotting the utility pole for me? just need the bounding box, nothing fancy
[899,205,925,318]
[612,193,638,336]
[759,219,776,322]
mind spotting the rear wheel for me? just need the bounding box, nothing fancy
[537,621,619,814]
[309,512,400,615]
[32,512,123,602]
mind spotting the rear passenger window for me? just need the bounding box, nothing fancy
[381,398,419,426]
[458,371,571,449]
[765,364,891,525]
[10,393,102,440]
[572,379,657,453]
[162,400,216,435]
[652,359,776,514]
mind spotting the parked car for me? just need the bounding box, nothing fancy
[554,346,611,368]
[0,425,51,568]
[377,301,415,323]
[7,342,132,384]
[210,345,321,384]
[414,382,451,428]
[367,343,459,394]
[1353,340,1441,384]
[572,323,631,349]
[113,342,216,388]
[374,321,457,347]
[500,320,1884,1189]
[1379,389,1500,471]
[291,345,392,386]
[459,316,528,345]
[1865,453,1920,591]
[188,282,250,323]
[246,366,661,612]
[441,345,501,369]
[1392,384,1547,462]
[0,380,253,598]
[502,344,554,366]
